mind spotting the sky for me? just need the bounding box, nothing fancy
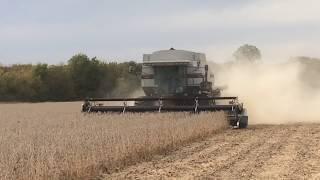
[0,0,319,64]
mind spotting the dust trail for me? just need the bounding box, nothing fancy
[128,88,145,98]
[127,88,145,106]
[213,61,320,124]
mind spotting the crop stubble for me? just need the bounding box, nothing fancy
[105,124,320,180]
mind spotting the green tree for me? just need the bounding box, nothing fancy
[0,55,142,101]
[44,65,74,100]
[32,64,49,100]
[0,65,35,101]
[234,44,261,62]
[68,54,106,98]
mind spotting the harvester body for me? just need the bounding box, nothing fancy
[141,49,219,98]
[82,49,248,128]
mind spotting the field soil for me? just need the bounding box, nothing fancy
[104,124,320,180]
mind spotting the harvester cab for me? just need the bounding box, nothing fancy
[82,48,248,128]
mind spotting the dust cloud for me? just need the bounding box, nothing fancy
[127,88,145,106]
[213,61,320,124]
[128,88,145,98]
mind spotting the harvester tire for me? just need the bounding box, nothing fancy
[239,116,248,129]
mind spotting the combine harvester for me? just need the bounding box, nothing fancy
[82,48,248,128]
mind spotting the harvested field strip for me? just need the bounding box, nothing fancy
[105,124,320,180]
[0,102,227,180]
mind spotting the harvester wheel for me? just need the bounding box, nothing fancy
[238,108,248,129]
[239,116,248,129]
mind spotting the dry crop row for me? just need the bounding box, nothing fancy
[0,102,227,179]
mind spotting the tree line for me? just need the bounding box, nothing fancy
[0,54,141,102]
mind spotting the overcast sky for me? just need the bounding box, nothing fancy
[1,0,319,64]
